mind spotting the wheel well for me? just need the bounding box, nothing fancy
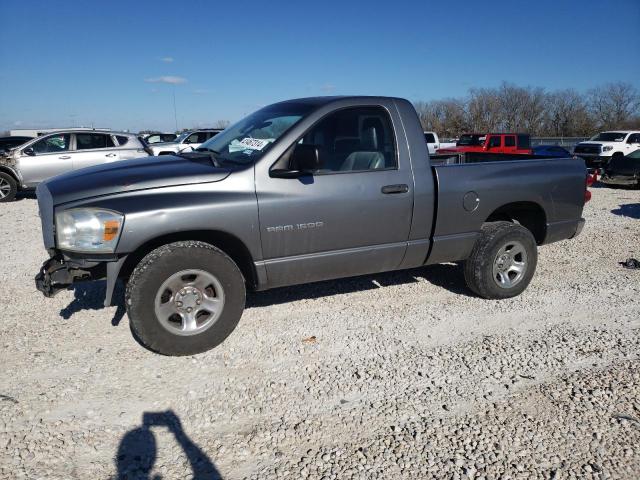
[119,230,257,288]
[0,166,19,182]
[485,202,547,244]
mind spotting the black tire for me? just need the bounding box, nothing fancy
[0,172,18,202]
[125,241,246,355]
[464,221,538,299]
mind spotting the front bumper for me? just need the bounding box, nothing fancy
[600,175,639,186]
[35,255,103,298]
[574,154,610,168]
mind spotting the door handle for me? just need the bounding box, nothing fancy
[381,184,409,194]
[106,153,117,157]
[59,155,71,159]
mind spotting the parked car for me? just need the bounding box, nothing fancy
[0,130,148,202]
[35,96,589,355]
[0,136,34,153]
[600,149,640,188]
[532,145,573,158]
[437,133,533,155]
[142,132,178,144]
[574,131,640,168]
[423,131,456,155]
[149,129,223,155]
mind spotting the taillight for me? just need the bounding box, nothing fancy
[584,171,597,203]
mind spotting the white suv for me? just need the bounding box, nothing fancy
[149,129,223,156]
[574,131,640,168]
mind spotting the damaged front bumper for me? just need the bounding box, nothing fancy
[35,255,103,297]
[35,253,126,306]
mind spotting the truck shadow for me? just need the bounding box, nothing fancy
[611,203,640,219]
[246,263,473,308]
[59,280,126,325]
[58,264,472,321]
[116,410,222,479]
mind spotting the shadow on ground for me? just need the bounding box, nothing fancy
[58,263,472,319]
[246,262,472,308]
[116,410,222,480]
[14,191,37,202]
[60,280,126,325]
[611,203,640,219]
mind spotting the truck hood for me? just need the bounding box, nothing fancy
[44,154,232,205]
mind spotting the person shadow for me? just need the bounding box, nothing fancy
[116,410,222,480]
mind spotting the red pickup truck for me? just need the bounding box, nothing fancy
[436,133,533,155]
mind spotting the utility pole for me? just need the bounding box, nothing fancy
[172,86,178,132]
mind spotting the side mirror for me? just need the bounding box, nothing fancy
[23,147,35,156]
[271,144,321,178]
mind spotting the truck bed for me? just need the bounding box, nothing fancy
[426,156,586,264]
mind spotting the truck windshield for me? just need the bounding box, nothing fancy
[590,132,626,142]
[197,103,314,165]
[457,134,485,146]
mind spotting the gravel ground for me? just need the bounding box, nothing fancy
[0,185,639,479]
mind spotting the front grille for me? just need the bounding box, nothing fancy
[574,143,601,155]
[36,183,55,249]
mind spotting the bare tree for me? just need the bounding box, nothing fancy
[467,87,502,133]
[543,89,594,136]
[588,82,640,129]
[413,81,639,138]
[212,120,231,129]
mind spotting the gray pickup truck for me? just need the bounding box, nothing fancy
[35,96,588,355]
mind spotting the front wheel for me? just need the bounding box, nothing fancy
[0,172,17,202]
[464,222,538,299]
[125,241,246,355]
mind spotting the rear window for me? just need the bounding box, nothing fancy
[116,135,129,146]
[76,133,114,150]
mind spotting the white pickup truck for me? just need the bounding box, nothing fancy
[574,130,640,168]
[423,131,456,155]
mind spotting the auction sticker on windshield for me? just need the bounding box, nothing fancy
[239,138,271,150]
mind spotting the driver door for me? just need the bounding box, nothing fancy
[256,106,414,288]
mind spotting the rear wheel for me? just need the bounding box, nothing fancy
[0,172,17,202]
[464,222,538,299]
[125,241,246,355]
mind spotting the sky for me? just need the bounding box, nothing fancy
[0,0,638,133]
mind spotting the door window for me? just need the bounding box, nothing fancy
[627,133,640,144]
[488,136,502,148]
[297,106,397,172]
[504,136,516,147]
[185,133,203,144]
[424,133,436,143]
[31,134,71,154]
[76,133,115,150]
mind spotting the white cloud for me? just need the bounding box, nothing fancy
[144,76,187,85]
[320,83,336,93]
[161,57,174,63]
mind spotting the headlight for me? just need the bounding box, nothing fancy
[56,208,124,253]
[602,146,613,152]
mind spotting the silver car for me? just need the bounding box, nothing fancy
[0,130,149,202]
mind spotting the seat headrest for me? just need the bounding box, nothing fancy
[361,117,384,150]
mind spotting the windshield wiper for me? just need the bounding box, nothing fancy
[181,148,221,167]
[195,147,221,154]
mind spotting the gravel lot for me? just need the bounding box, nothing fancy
[0,185,639,479]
